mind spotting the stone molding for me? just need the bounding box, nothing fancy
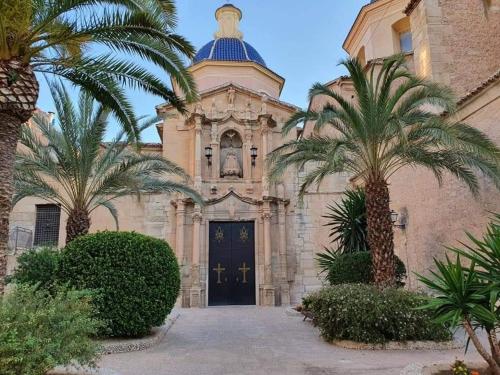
[330,339,463,351]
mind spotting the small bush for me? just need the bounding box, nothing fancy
[7,247,60,289]
[326,251,406,286]
[307,284,451,344]
[0,284,101,375]
[58,231,180,337]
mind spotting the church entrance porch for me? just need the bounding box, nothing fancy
[208,222,256,306]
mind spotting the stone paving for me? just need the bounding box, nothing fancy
[99,306,482,375]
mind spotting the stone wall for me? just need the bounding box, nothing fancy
[389,82,500,286]
[410,0,500,96]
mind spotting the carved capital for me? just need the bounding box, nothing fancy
[192,212,203,223]
[262,212,272,220]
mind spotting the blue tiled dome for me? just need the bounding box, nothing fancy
[193,38,267,67]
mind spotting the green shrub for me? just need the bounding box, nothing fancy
[58,231,180,337]
[0,284,101,375]
[306,284,451,344]
[7,247,60,289]
[326,251,406,286]
[322,188,369,254]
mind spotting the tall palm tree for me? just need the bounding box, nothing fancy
[13,83,202,244]
[269,55,500,287]
[0,0,197,291]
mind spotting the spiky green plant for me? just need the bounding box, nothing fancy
[269,54,500,287]
[323,188,368,254]
[418,216,500,374]
[13,83,202,243]
[0,0,197,293]
[419,256,499,374]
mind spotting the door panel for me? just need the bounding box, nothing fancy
[208,222,255,306]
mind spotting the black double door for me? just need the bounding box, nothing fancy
[208,222,256,306]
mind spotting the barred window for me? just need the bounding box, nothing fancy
[34,204,61,246]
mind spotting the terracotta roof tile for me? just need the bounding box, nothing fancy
[457,69,500,106]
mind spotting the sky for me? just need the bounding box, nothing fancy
[35,0,368,142]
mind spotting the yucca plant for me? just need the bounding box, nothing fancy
[0,0,197,292]
[269,54,500,287]
[323,188,368,254]
[418,217,500,374]
[13,83,202,243]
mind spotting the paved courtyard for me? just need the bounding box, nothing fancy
[99,306,482,375]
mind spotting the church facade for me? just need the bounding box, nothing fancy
[8,1,500,307]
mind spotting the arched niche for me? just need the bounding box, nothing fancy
[220,130,243,178]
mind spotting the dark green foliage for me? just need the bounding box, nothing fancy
[306,284,452,344]
[7,247,60,290]
[418,215,500,372]
[326,251,406,286]
[323,188,368,254]
[58,231,180,337]
[0,284,101,375]
[316,247,338,274]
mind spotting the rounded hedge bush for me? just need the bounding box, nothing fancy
[306,284,451,344]
[58,231,180,337]
[7,247,60,290]
[326,251,406,286]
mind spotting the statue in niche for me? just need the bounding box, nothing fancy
[227,87,235,109]
[220,130,243,178]
[222,149,241,177]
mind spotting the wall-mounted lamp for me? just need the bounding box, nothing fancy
[205,146,213,166]
[250,145,258,167]
[390,209,406,229]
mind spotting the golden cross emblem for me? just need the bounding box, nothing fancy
[212,263,226,284]
[238,262,251,284]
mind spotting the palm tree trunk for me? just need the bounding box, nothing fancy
[0,59,39,294]
[66,207,91,244]
[487,329,500,365]
[0,113,22,294]
[464,320,500,374]
[365,175,395,287]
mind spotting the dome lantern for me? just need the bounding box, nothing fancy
[214,4,243,40]
[192,4,267,67]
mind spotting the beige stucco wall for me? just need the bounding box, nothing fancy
[344,0,410,62]
[185,62,284,99]
[390,81,500,287]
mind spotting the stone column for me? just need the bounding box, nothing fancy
[175,200,188,307]
[262,202,275,306]
[260,115,271,196]
[278,201,290,305]
[244,122,253,193]
[194,116,202,190]
[190,206,203,307]
[175,200,186,263]
[211,121,219,180]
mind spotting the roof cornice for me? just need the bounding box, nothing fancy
[156,82,298,114]
[457,69,500,107]
[404,0,422,16]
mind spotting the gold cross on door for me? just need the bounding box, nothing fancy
[212,263,226,284]
[238,262,251,284]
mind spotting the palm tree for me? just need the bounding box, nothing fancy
[269,55,500,287]
[0,0,197,291]
[13,83,202,244]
